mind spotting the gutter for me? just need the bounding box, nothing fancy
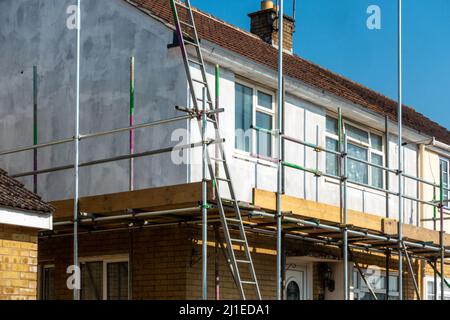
[424,137,450,158]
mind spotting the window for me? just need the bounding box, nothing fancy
[425,276,450,300]
[40,265,55,300]
[353,270,399,300]
[235,83,253,153]
[440,158,449,203]
[80,257,129,300]
[325,116,384,188]
[235,82,275,158]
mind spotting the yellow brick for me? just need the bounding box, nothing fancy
[11,264,29,272]
[20,242,37,250]
[0,247,12,255]
[0,280,11,287]
[1,271,20,279]
[3,287,19,295]
[2,240,21,249]
[19,288,35,296]
[20,272,37,281]
[10,279,28,288]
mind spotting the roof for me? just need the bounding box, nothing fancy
[130,0,450,145]
[0,168,54,213]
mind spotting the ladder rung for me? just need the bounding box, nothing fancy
[175,1,191,10]
[188,58,203,66]
[183,39,199,47]
[196,97,213,103]
[236,260,251,264]
[230,238,246,244]
[192,78,207,85]
[211,157,225,162]
[216,177,231,182]
[180,20,194,28]
[241,281,257,285]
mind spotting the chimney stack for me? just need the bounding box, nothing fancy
[249,1,295,53]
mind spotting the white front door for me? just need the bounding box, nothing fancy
[285,265,307,300]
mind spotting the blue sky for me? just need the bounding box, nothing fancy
[192,0,450,130]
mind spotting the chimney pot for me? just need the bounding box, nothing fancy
[261,1,274,10]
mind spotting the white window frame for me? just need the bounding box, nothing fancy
[79,255,129,300]
[325,115,385,189]
[234,80,276,160]
[352,270,399,300]
[424,275,450,300]
[440,158,450,207]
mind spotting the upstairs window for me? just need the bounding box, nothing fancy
[235,82,275,158]
[440,158,449,203]
[325,116,384,188]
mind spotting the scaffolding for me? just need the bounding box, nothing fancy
[0,0,449,301]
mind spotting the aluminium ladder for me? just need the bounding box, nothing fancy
[169,0,261,300]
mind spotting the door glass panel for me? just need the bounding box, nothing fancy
[286,281,300,300]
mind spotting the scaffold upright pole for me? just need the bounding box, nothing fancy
[129,56,135,191]
[201,87,208,300]
[440,164,445,300]
[33,66,38,194]
[276,0,284,301]
[73,0,81,301]
[397,0,404,300]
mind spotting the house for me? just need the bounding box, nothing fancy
[0,169,53,300]
[0,0,449,300]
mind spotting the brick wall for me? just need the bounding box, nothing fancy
[38,224,439,300]
[0,224,38,300]
[39,225,191,300]
[249,9,295,52]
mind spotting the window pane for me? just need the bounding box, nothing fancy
[371,153,383,188]
[371,133,383,151]
[348,143,368,184]
[326,116,338,135]
[326,137,338,176]
[428,280,435,298]
[235,84,253,152]
[81,262,103,300]
[257,91,272,110]
[107,262,128,300]
[346,124,369,144]
[42,267,55,300]
[388,276,398,292]
[256,112,272,157]
[441,160,449,201]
